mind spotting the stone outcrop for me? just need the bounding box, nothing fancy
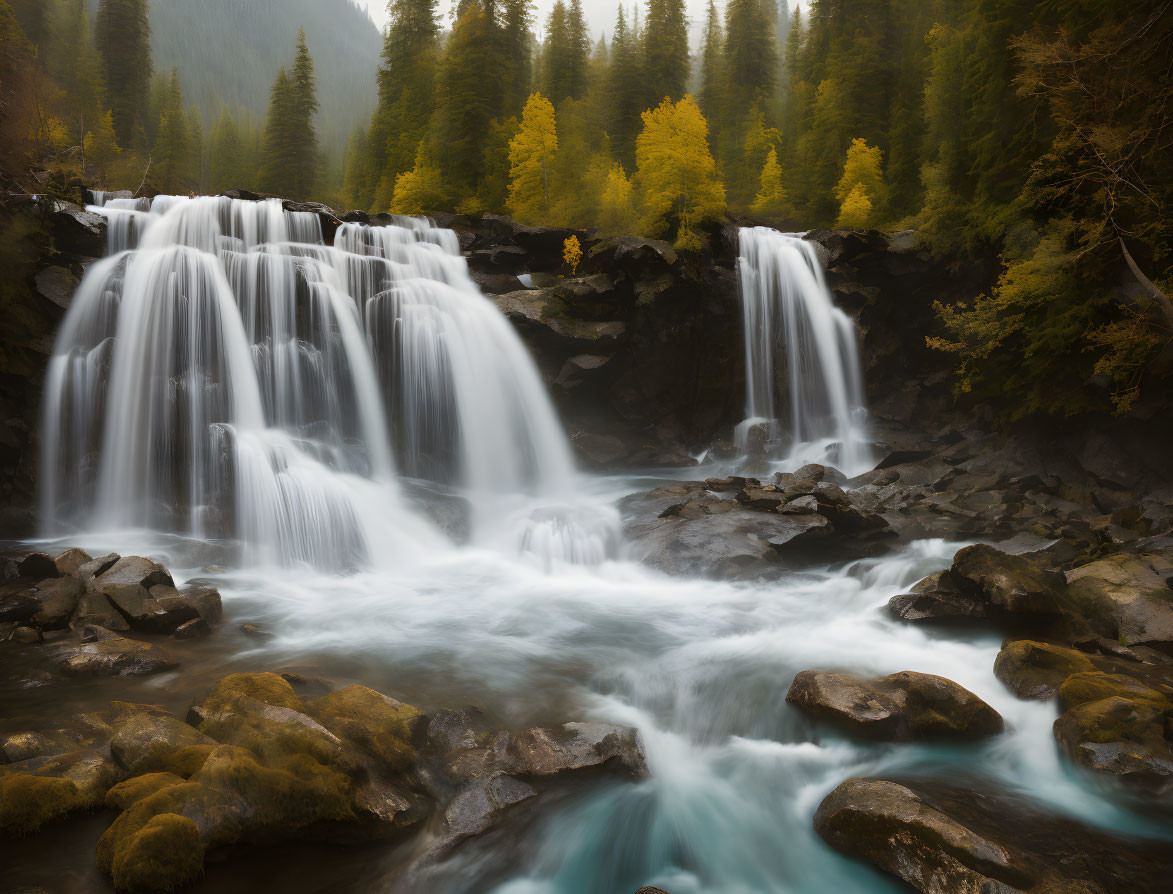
[786,670,1003,742]
[814,776,1169,893]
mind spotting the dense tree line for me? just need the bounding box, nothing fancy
[0,0,321,199]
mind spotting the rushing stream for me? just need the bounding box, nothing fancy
[11,199,1169,892]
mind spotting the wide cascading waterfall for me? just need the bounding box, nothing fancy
[735,227,873,477]
[40,194,613,568]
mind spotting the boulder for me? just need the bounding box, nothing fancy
[1065,552,1173,650]
[951,544,1071,618]
[306,685,423,771]
[430,772,537,854]
[786,670,1002,741]
[76,552,119,588]
[993,640,1098,700]
[57,626,178,677]
[504,722,646,777]
[2,732,56,764]
[53,547,92,576]
[70,590,131,632]
[426,709,480,754]
[0,749,124,834]
[91,558,197,633]
[91,555,174,603]
[888,571,986,623]
[104,772,187,811]
[1053,696,1173,790]
[0,592,41,624]
[1,552,59,582]
[109,704,217,775]
[29,576,84,629]
[172,617,212,639]
[814,777,1169,893]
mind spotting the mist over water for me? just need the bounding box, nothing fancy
[29,205,1171,891]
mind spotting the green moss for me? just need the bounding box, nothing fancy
[307,685,422,770]
[109,813,205,893]
[0,773,82,833]
[1056,672,1173,715]
[1055,696,1168,749]
[993,640,1096,699]
[198,672,304,715]
[160,744,215,778]
[105,772,186,811]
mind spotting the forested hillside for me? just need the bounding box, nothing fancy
[1,0,1170,423]
[140,0,380,155]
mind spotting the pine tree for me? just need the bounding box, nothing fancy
[605,5,644,164]
[598,162,638,234]
[698,0,723,121]
[433,0,501,200]
[635,94,725,250]
[723,0,778,113]
[541,2,575,105]
[95,0,151,148]
[500,0,535,118]
[50,0,105,146]
[363,0,439,207]
[259,65,296,193]
[153,68,193,194]
[210,109,248,193]
[289,28,321,199]
[84,110,121,186]
[508,92,558,222]
[642,0,688,107]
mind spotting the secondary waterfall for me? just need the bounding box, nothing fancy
[40,194,614,568]
[735,227,873,477]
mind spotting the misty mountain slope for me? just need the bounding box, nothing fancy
[120,0,382,152]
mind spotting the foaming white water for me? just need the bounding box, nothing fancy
[735,227,872,477]
[156,528,1166,892]
[41,195,611,567]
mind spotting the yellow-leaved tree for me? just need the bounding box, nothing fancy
[390,143,447,215]
[635,95,726,252]
[597,163,638,235]
[508,93,558,223]
[751,148,790,217]
[834,137,885,229]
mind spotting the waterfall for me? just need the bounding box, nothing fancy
[40,195,612,568]
[734,227,873,477]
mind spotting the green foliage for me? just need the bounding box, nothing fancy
[95,0,151,147]
[642,0,689,108]
[84,110,121,184]
[258,30,321,200]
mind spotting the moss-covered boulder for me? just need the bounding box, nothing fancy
[109,703,216,775]
[306,685,423,771]
[1065,552,1173,650]
[992,640,1096,699]
[1053,696,1173,789]
[159,744,215,779]
[108,813,205,893]
[0,749,124,833]
[105,772,187,811]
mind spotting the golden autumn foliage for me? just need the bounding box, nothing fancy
[562,234,582,275]
[834,138,884,229]
[507,92,558,223]
[751,148,789,218]
[634,95,725,252]
[389,143,446,215]
[598,163,638,235]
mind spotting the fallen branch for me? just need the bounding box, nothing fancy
[133,156,152,199]
[1119,237,1173,330]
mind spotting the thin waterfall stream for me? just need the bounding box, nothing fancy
[7,206,1168,893]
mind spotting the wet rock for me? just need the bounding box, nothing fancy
[951,544,1071,619]
[109,704,217,775]
[814,776,1169,894]
[29,576,84,629]
[505,722,646,777]
[172,617,212,639]
[0,592,41,624]
[70,590,130,632]
[11,625,42,643]
[58,626,178,677]
[1065,552,1173,650]
[53,547,91,576]
[427,709,479,754]
[2,732,56,763]
[91,555,174,602]
[432,772,537,853]
[1053,696,1173,790]
[2,551,59,582]
[76,552,119,588]
[888,571,986,623]
[276,670,336,698]
[786,670,1002,741]
[104,812,205,894]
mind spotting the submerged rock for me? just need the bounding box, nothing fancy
[57,626,178,677]
[786,670,1003,741]
[0,749,125,834]
[814,777,1169,893]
